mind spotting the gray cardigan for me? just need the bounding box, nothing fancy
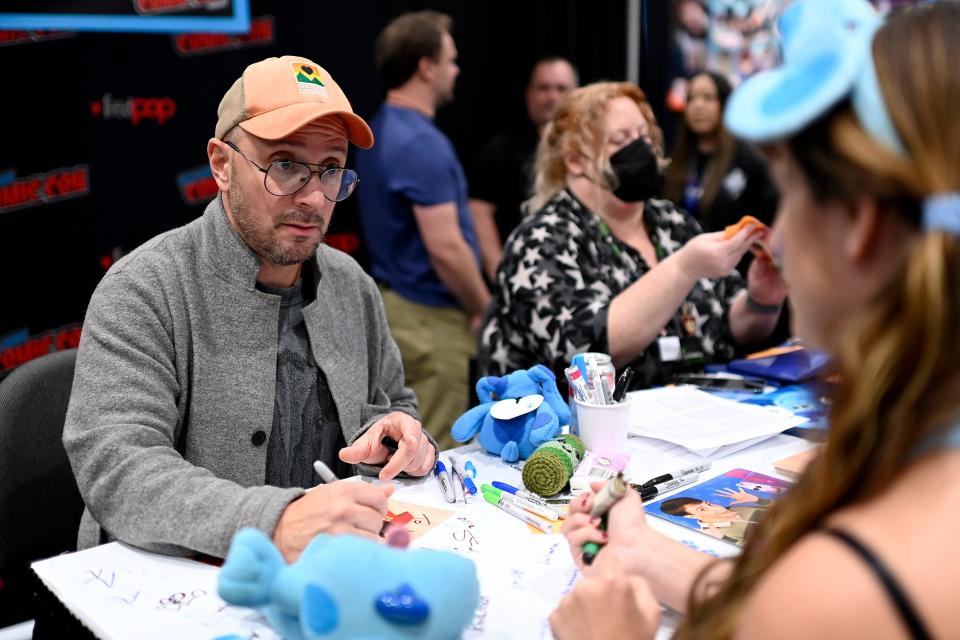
[63,197,423,558]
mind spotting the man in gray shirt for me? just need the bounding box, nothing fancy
[63,55,437,563]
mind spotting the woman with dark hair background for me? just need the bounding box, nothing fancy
[664,71,780,271]
[665,71,789,344]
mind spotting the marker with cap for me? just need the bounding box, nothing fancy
[587,355,612,405]
[634,474,700,502]
[483,490,552,533]
[491,481,555,509]
[639,463,712,488]
[313,460,339,484]
[612,366,635,403]
[565,366,591,403]
[481,484,560,521]
[448,454,478,496]
[433,460,456,503]
[582,473,628,565]
[571,354,589,384]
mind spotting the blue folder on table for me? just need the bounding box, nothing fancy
[727,349,829,383]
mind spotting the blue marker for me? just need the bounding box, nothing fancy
[434,460,456,503]
[571,353,588,383]
[448,454,478,496]
[491,481,555,511]
[464,460,478,478]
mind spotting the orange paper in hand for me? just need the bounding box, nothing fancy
[724,215,776,265]
[723,215,768,240]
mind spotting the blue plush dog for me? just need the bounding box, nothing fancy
[450,364,571,462]
[217,528,479,640]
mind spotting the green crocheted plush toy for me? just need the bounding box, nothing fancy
[521,434,585,497]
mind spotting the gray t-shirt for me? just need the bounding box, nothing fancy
[257,277,350,488]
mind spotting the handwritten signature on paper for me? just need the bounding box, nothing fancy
[75,564,274,638]
[509,568,525,589]
[467,596,490,632]
[451,515,480,554]
[84,568,116,588]
[83,568,141,605]
[157,589,206,612]
[539,541,561,566]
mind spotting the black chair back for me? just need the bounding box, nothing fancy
[0,348,83,627]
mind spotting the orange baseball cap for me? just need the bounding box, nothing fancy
[215,55,374,148]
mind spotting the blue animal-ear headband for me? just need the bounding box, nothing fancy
[725,0,960,236]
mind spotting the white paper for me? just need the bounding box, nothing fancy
[32,437,815,640]
[31,542,278,640]
[397,447,580,640]
[626,386,807,457]
[459,535,579,640]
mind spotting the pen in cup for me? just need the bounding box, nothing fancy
[612,366,635,403]
[587,355,612,405]
[565,365,591,403]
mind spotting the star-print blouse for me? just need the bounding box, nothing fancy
[477,189,744,388]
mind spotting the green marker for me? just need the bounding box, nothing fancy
[582,539,603,565]
[481,484,560,521]
[581,473,627,565]
[482,488,552,533]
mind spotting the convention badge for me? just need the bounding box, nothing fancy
[656,336,682,363]
[490,394,544,420]
[722,168,747,198]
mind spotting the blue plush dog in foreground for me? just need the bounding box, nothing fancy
[451,364,570,462]
[217,528,479,640]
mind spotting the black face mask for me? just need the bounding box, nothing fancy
[607,137,662,203]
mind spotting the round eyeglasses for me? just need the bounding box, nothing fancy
[225,141,359,202]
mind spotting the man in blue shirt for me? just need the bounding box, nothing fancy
[357,11,490,449]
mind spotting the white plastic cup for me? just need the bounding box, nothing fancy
[574,398,631,455]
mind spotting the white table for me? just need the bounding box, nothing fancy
[32,432,815,640]
[384,431,814,640]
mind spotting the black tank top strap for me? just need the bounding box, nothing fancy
[820,527,933,640]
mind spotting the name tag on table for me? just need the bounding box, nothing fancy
[657,336,682,362]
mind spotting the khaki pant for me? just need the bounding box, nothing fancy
[380,287,474,451]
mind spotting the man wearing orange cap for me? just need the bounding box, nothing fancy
[63,56,436,562]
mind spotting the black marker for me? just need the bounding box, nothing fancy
[612,366,635,403]
[381,436,400,452]
[634,474,699,501]
[639,463,711,488]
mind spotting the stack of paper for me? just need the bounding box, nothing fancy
[31,542,277,640]
[626,386,808,458]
